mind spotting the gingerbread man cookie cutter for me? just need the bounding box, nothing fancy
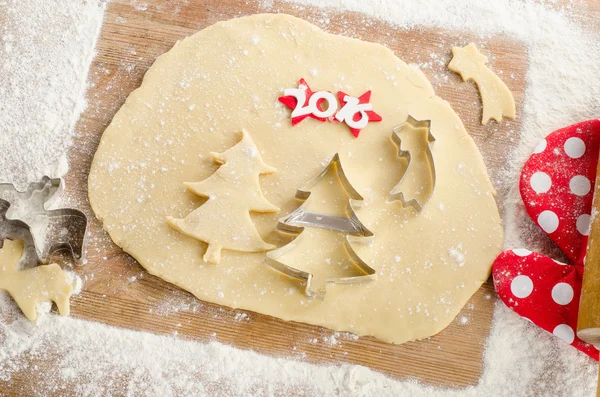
[0,176,89,265]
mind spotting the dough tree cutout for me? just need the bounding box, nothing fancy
[448,43,516,125]
[0,239,74,322]
[389,116,436,211]
[265,154,375,299]
[167,130,279,264]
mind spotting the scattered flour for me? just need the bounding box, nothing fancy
[1,0,600,396]
[448,244,466,267]
[0,0,106,189]
[1,293,595,396]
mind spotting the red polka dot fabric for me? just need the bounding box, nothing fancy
[493,119,600,360]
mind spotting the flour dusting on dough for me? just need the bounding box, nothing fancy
[88,13,502,344]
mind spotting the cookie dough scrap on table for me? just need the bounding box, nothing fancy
[449,42,516,125]
[0,239,74,322]
[88,13,503,344]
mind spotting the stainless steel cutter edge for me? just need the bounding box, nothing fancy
[388,115,436,212]
[265,153,376,299]
[0,176,89,266]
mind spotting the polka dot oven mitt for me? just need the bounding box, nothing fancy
[493,120,600,360]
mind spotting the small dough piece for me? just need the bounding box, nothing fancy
[448,43,516,125]
[0,239,74,321]
[89,14,503,344]
[167,129,279,264]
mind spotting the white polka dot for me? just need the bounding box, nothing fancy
[570,175,591,196]
[512,248,532,257]
[533,139,547,154]
[538,210,559,233]
[530,172,552,193]
[564,137,586,159]
[511,275,534,298]
[553,324,575,344]
[577,214,591,236]
[552,283,574,305]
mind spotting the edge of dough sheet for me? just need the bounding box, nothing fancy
[88,13,504,344]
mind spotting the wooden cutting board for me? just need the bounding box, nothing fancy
[5,0,528,393]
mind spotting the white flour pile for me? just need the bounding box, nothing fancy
[0,0,105,189]
[1,0,600,396]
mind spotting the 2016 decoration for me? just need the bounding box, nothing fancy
[278,78,382,138]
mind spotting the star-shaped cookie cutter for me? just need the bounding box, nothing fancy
[388,115,436,212]
[265,154,376,299]
[0,176,88,265]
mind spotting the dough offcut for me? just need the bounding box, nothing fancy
[88,14,503,344]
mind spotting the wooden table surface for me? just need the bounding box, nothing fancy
[2,0,534,394]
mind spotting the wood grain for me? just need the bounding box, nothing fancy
[1,0,528,394]
[579,147,600,345]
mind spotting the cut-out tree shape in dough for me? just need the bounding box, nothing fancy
[167,129,279,264]
[448,43,516,125]
[389,116,436,212]
[0,239,74,322]
[266,154,375,299]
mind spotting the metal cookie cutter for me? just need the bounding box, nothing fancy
[0,176,89,265]
[388,115,436,212]
[265,153,376,299]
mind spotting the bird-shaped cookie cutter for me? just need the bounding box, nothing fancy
[265,154,376,299]
[388,115,436,212]
[0,176,88,266]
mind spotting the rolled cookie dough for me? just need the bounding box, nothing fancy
[88,14,503,343]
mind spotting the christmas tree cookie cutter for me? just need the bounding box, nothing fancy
[0,176,89,265]
[265,154,376,299]
[388,115,436,212]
